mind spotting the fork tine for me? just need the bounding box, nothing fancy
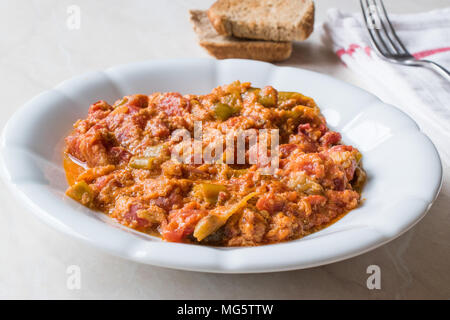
[371,0,401,54]
[375,0,410,55]
[360,0,390,56]
[368,0,403,55]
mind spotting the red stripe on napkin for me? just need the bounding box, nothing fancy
[413,47,450,59]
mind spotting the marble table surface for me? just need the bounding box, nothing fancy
[1,0,449,299]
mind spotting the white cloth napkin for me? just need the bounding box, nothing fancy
[322,8,450,162]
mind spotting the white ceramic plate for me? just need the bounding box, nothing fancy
[0,59,442,273]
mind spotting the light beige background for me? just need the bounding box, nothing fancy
[0,0,449,299]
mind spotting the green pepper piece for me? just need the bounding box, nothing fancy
[193,215,223,241]
[193,191,259,241]
[129,156,156,170]
[66,181,94,207]
[194,183,227,204]
[258,91,277,108]
[213,102,234,121]
[284,105,307,120]
[278,91,302,101]
[222,92,241,109]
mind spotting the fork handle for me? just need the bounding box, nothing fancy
[414,59,450,81]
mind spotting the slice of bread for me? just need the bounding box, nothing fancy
[189,10,292,62]
[207,0,314,41]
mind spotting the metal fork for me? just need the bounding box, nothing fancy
[360,0,450,81]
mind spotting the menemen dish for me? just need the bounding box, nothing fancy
[64,81,365,246]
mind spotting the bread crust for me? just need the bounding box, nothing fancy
[207,0,315,41]
[190,10,292,62]
[297,1,315,40]
[200,40,292,62]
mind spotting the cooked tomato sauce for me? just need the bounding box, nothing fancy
[64,81,366,246]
